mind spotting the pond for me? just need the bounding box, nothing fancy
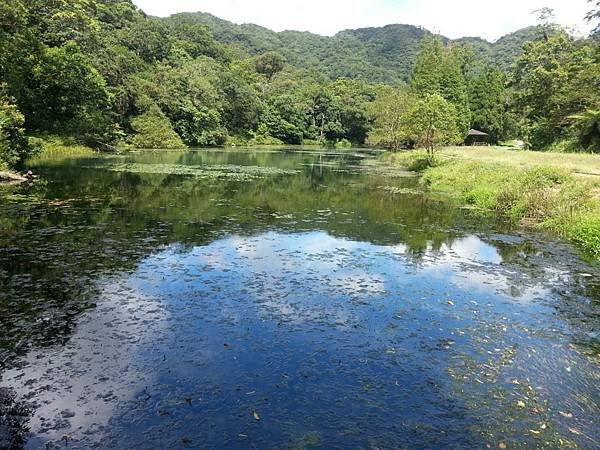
[1,148,599,449]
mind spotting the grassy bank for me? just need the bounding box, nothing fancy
[384,147,600,259]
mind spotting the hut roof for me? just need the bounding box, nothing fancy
[468,129,489,136]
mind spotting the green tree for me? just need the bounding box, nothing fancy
[412,36,471,134]
[123,58,229,146]
[569,109,600,152]
[118,17,171,63]
[26,42,112,139]
[328,79,373,144]
[218,71,262,135]
[26,0,101,48]
[402,93,462,161]
[130,107,185,149]
[0,0,40,103]
[169,22,227,61]
[512,30,600,149]
[468,67,510,142]
[0,89,36,169]
[254,51,285,81]
[367,86,414,151]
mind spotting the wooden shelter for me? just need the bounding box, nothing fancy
[466,129,489,146]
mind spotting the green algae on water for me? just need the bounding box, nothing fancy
[92,162,300,180]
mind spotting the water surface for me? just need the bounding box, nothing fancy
[1,148,599,449]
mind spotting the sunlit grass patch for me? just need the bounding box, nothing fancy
[28,136,97,164]
[440,146,600,178]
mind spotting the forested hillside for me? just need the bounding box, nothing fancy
[164,12,543,84]
[1,0,599,173]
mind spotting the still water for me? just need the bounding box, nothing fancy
[1,149,599,449]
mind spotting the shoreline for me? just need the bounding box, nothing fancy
[381,147,600,259]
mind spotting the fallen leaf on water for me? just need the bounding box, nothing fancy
[498,443,507,449]
[529,430,540,435]
[253,411,261,421]
[517,400,526,408]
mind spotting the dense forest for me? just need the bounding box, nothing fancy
[1,0,599,171]
[164,13,545,82]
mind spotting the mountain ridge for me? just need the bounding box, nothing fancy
[162,12,543,83]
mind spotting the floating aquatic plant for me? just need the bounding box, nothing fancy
[90,162,300,180]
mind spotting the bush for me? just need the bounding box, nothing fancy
[0,92,38,169]
[384,150,438,172]
[546,139,579,153]
[568,215,600,258]
[334,139,352,149]
[250,134,284,146]
[129,110,185,149]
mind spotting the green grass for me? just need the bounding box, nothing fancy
[436,146,600,178]
[384,147,600,259]
[28,136,97,161]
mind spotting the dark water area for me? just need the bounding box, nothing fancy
[0,148,599,449]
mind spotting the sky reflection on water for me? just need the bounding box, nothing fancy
[3,230,599,449]
[1,149,599,449]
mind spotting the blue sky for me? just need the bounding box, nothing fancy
[132,0,593,41]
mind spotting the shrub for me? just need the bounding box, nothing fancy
[0,92,38,169]
[335,139,352,149]
[130,109,185,149]
[568,214,600,258]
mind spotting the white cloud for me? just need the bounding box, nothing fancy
[132,0,593,41]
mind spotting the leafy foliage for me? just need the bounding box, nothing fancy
[130,108,185,149]
[254,51,285,80]
[402,94,462,160]
[367,87,415,151]
[468,68,511,142]
[512,31,600,149]
[26,42,112,139]
[569,109,600,152]
[0,89,36,169]
[411,37,471,134]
